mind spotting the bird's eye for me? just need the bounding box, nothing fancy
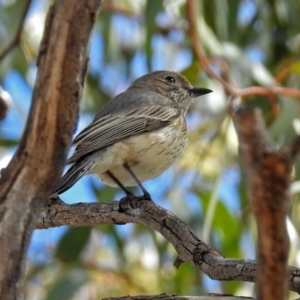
[165,76,176,83]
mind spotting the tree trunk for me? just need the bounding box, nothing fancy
[0,1,102,299]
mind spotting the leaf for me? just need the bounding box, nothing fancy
[0,1,27,50]
[290,61,300,76]
[270,97,300,142]
[200,190,242,258]
[97,12,113,62]
[144,0,163,71]
[91,179,117,202]
[181,61,202,85]
[0,138,19,147]
[55,227,92,263]
[172,263,201,295]
[45,270,88,300]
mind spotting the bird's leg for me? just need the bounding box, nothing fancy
[106,170,134,197]
[123,163,152,200]
[106,170,141,212]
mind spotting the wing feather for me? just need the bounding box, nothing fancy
[67,105,180,164]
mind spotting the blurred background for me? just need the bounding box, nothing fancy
[0,0,300,299]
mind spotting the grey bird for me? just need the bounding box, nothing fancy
[56,70,212,200]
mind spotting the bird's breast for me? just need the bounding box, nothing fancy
[95,115,187,186]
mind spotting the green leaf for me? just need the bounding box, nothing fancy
[144,0,163,71]
[181,61,202,85]
[270,97,300,143]
[91,180,117,202]
[55,227,92,263]
[200,190,242,258]
[0,1,28,51]
[290,61,300,76]
[45,270,88,300]
[0,138,19,147]
[97,12,113,62]
[171,262,202,295]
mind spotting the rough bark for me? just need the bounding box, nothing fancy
[37,198,300,294]
[0,1,102,299]
[233,108,298,300]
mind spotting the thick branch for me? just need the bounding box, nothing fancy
[37,198,300,294]
[233,108,293,300]
[0,1,102,299]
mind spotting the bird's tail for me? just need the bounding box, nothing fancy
[55,159,93,195]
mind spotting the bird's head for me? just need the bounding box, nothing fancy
[129,70,212,114]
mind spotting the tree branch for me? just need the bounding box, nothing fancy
[0,1,102,299]
[37,197,300,294]
[102,293,254,300]
[185,0,300,100]
[233,108,294,300]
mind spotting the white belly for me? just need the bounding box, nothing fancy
[91,116,187,186]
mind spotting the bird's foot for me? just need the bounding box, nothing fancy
[118,192,152,212]
[143,191,152,201]
[48,193,65,205]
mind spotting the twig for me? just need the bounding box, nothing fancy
[186,0,237,95]
[0,0,32,61]
[185,0,300,100]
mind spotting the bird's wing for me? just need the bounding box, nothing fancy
[67,105,180,164]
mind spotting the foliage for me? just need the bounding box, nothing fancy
[0,0,300,299]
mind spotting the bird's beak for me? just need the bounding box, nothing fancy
[188,87,212,98]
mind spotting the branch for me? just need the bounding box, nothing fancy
[37,197,300,294]
[185,0,300,100]
[0,0,32,61]
[102,293,254,300]
[0,1,102,298]
[233,108,295,300]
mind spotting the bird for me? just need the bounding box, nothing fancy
[55,70,212,200]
